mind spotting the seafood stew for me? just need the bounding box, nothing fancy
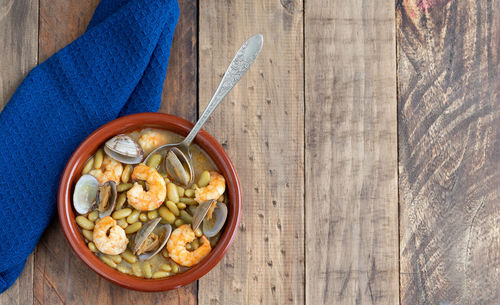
[72,128,228,279]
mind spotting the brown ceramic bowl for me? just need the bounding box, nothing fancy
[58,112,241,291]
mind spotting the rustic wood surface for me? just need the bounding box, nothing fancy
[0,0,498,304]
[305,0,399,304]
[397,0,499,304]
[0,0,37,304]
[198,0,304,304]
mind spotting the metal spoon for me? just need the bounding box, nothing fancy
[145,34,264,186]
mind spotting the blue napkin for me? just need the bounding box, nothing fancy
[0,0,179,293]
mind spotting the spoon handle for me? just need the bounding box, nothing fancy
[182,34,264,145]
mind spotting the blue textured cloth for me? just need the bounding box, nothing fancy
[0,0,179,293]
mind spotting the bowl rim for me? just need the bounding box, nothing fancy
[57,112,242,291]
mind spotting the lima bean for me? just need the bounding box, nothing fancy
[143,263,153,279]
[117,265,131,275]
[174,218,185,227]
[82,157,94,175]
[82,229,93,241]
[152,271,171,279]
[87,211,99,222]
[117,183,133,192]
[76,216,94,230]
[117,218,128,229]
[167,183,179,202]
[176,186,185,198]
[116,193,127,210]
[125,222,142,234]
[176,202,187,210]
[88,242,97,252]
[121,165,133,183]
[184,189,195,198]
[132,263,142,277]
[146,154,162,169]
[121,250,138,264]
[126,210,140,224]
[94,149,104,169]
[165,200,179,216]
[109,255,122,264]
[160,263,172,272]
[180,197,197,205]
[147,210,158,220]
[198,171,210,187]
[112,208,132,220]
[139,213,148,222]
[100,255,117,268]
[159,206,175,224]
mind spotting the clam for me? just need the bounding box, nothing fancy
[73,174,99,214]
[164,148,191,186]
[104,134,144,164]
[192,200,227,237]
[133,218,172,261]
[96,180,117,218]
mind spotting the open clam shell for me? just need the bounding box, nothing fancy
[193,200,228,238]
[104,134,144,164]
[133,218,172,261]
[73,174,99,214]
[96,180,117,218]
[202,202,227,237]
[164,148,191,186]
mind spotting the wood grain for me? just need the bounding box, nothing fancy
[35,0,197,304]
[198,1,304,304]
[0,0,38,303]
[305,0,399,304]
[397,0,499,304]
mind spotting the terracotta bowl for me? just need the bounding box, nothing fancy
[58,113,241,291]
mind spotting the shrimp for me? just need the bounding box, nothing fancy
[167,224,211,267]
[138,130,168,155]
[89,155,123,184]
[93,216,128,255]
[195,171,226,203]
[127,164,166,211]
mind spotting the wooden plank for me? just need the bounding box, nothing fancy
[398,0,499,304]
[0,0,38,303]
[198,1,304,305]
[304,0,399,304]
[35,1,197,304]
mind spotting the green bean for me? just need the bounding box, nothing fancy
[82,157,94,175]
[117,265,131,275]
[180,197,197,205]
[76,216,94,230]
[100,255,117,268]
[146,154,162,169]
[125,222,142,234]
[121,250,138,264]
[147,210,158,220]
[165,200,179,216]
[126,210,140,224]
[112,208,132,220]
[198,171,210,187]
[87,211,99,222]
[184,189,195,198]
[176,186,185,198]
[174,218,185,227]
[117,183,133,192]
[82,229,93,241]
[159,206,175,224]
[121,165,133,183]
[94,149,104,169]
[88,242,97,252]
[152,271,171,279]
[116,193,127,210]
[167,183,179,202]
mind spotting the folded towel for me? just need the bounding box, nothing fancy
[0,0,179,293]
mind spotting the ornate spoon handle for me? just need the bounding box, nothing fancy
[182,34,264,145]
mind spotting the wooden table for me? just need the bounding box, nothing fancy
[0,0,497,304]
